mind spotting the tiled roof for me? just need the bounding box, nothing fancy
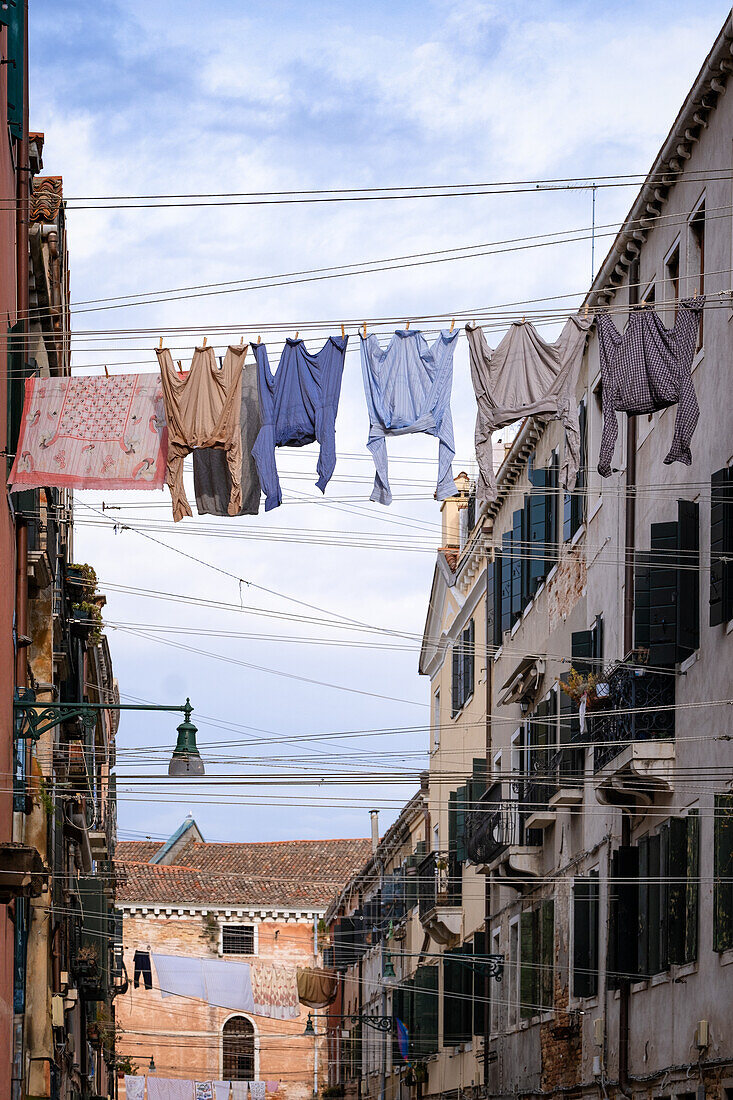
[115,838,373,909]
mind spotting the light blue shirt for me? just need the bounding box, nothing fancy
[360,329,459,505]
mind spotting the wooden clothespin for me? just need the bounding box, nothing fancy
[450,319,455,332]
[693,286,698,297]
[257,335,261,344]
[362,322,367,338]
[584,303,589,318]
[177,360,184,378]
[341,324,345,339]
[202,337,208,348]
[295,331,299,339]
[104,365,109,378]
[158,337,163,350]
[239,336,244,346]
[522,316,526,323]
[405,320,410,330]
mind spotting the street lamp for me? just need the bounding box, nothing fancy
[149,1056,156,1072]
[304,1012,394,1035]
[13,689,204,777]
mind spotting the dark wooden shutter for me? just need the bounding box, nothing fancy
[667,817,688,965]
[472,930,488,1036]
[649,521,679,666]
[638,835,650,978]
[463,619,475,704]
[520,910,535,1019]
[529,468,549,590]
[412,965,438,1056]
[546,453,559,552]
[392,983,405,1063]
[685,810,699,964]
[608,846,639,984]
[657,825,669,973]
[571,629,594,675]
[448,790,457,858]
[634,551,652,651]
[714,794,733,953]
[573,876,598,998]
[710,468,733,626]
[486,561,496,650]
[501,533,513,634]
[451,643,461,717]
[3,1,24,140]
[511,509,523,622]
[443,949,471,1044]
[676,499,699,659]
[455,785,468,864]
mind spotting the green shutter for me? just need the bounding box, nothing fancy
[463,619,475,704]
[493,552,504,644]
[685,811,699,964]
[455,785,468,864]
[540,900,554,1008]
[472,930,488,1036]
[649,522,679,667]
[77,876,110,1000]
[443,949,471,1045]
[511,509,523,621]
[546,454,559,552]
[501,533,513,633]
[412,965,438,1056]
[714,794,733,952]
[571,629,594,675]
[448,790,457,857]
[573,876,598,998]
[4,0,24,139]
[486,561,497,650]
[519,910,535,1019]
[710,469,733,626]
[451,643,461,717]
[529,468,549,590]
[634,551,652,651]
[638,836,650,978]
[667,817,689,965]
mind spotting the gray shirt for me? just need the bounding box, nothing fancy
[465,315,592,504]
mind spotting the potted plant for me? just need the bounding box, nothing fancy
[115,1054,138,1079]
[559,668,606,709]
[75,944,99,977]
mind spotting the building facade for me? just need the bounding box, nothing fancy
[115,819,371,1097]
[325,13,733,1100]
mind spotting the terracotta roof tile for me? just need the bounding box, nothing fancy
[115,837,372,909]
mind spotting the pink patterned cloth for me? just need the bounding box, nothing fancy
[266,1085,279,1094]
[251,963,299,1020]
[8,374,168,491]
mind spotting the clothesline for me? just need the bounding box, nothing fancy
[124,1076,278,1100]
[8,301,707,517]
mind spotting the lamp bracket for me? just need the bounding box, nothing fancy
[13,689,98,742]
[349,1014,394,1033]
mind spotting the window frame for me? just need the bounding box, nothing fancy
[221,1013,257,1081]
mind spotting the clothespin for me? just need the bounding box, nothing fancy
[450,319,455,332]
[693,286,698,297]
[362,322,367,338]
[522,316,526,323]
[341,324,345,339]
[104,365,109,378]
[158,337,163,350]
[295,331,299,339]
[405,320,410,330]
[257,335,261,344]
[202,337,208,348]
[584,303,589,318]
[177,360,184,378]
[239,336,244,346]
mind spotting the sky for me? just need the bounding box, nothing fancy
[28,0,731,844]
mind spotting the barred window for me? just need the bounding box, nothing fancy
[222,924,255,955]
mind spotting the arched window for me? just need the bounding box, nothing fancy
[223,1016,255,1081]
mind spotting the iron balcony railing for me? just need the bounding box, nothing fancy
[417,850,461,919]
[466,782,521,865]
[590,660,675,772]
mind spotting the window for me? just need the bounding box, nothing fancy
[665,242,680,321]
[563,401,587,541]
[710,468,733,626]
[714,794,733,952]
[634,500,699,665]
[573,873,599,998]
[689,197,705,347]
[222,924,255,956]
[490,929,501,1033]
[432,690,441,750]
[520,900,554,1018]
[222,1016,255,1080]
[508,919,519,1028]
[451,619,475,716]
[443,945,472,1045]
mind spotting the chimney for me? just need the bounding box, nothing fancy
[440,471,470,547]
[370,810,380,853]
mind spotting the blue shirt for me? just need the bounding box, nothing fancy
[360,329,459,505]
[251,335,348,511]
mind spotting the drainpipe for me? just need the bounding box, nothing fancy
[313,912,320,1094]
[483,556,493,1087]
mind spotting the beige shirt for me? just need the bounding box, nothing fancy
[157,345,245,521]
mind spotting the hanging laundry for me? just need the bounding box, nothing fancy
[297,966,338,1008]
[230,1084,248,1100]
[250,1083,266,1100]
[360,328,459,505]
[193,356,261,516]
[152,953,255,1012]
[195,1085,214,1100]
[133,948,153,990]
[266,1084,279,1094]
[213,1084,232,1100]
[251,335,348,511]
[596,297,704,476]
[251,962,299,1019]
[8,374,167,492]
[465,315,592,505]
[157,344,245,521]
[147,1079,195,1100]
[124,1077,146,1100]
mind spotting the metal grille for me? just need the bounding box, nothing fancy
[592,663,675,772]
[222,924,255,955]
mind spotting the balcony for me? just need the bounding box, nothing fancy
[465,783,542,885]
[417,851,462,945]
[589,660,675,808]
[524,745,586,830]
